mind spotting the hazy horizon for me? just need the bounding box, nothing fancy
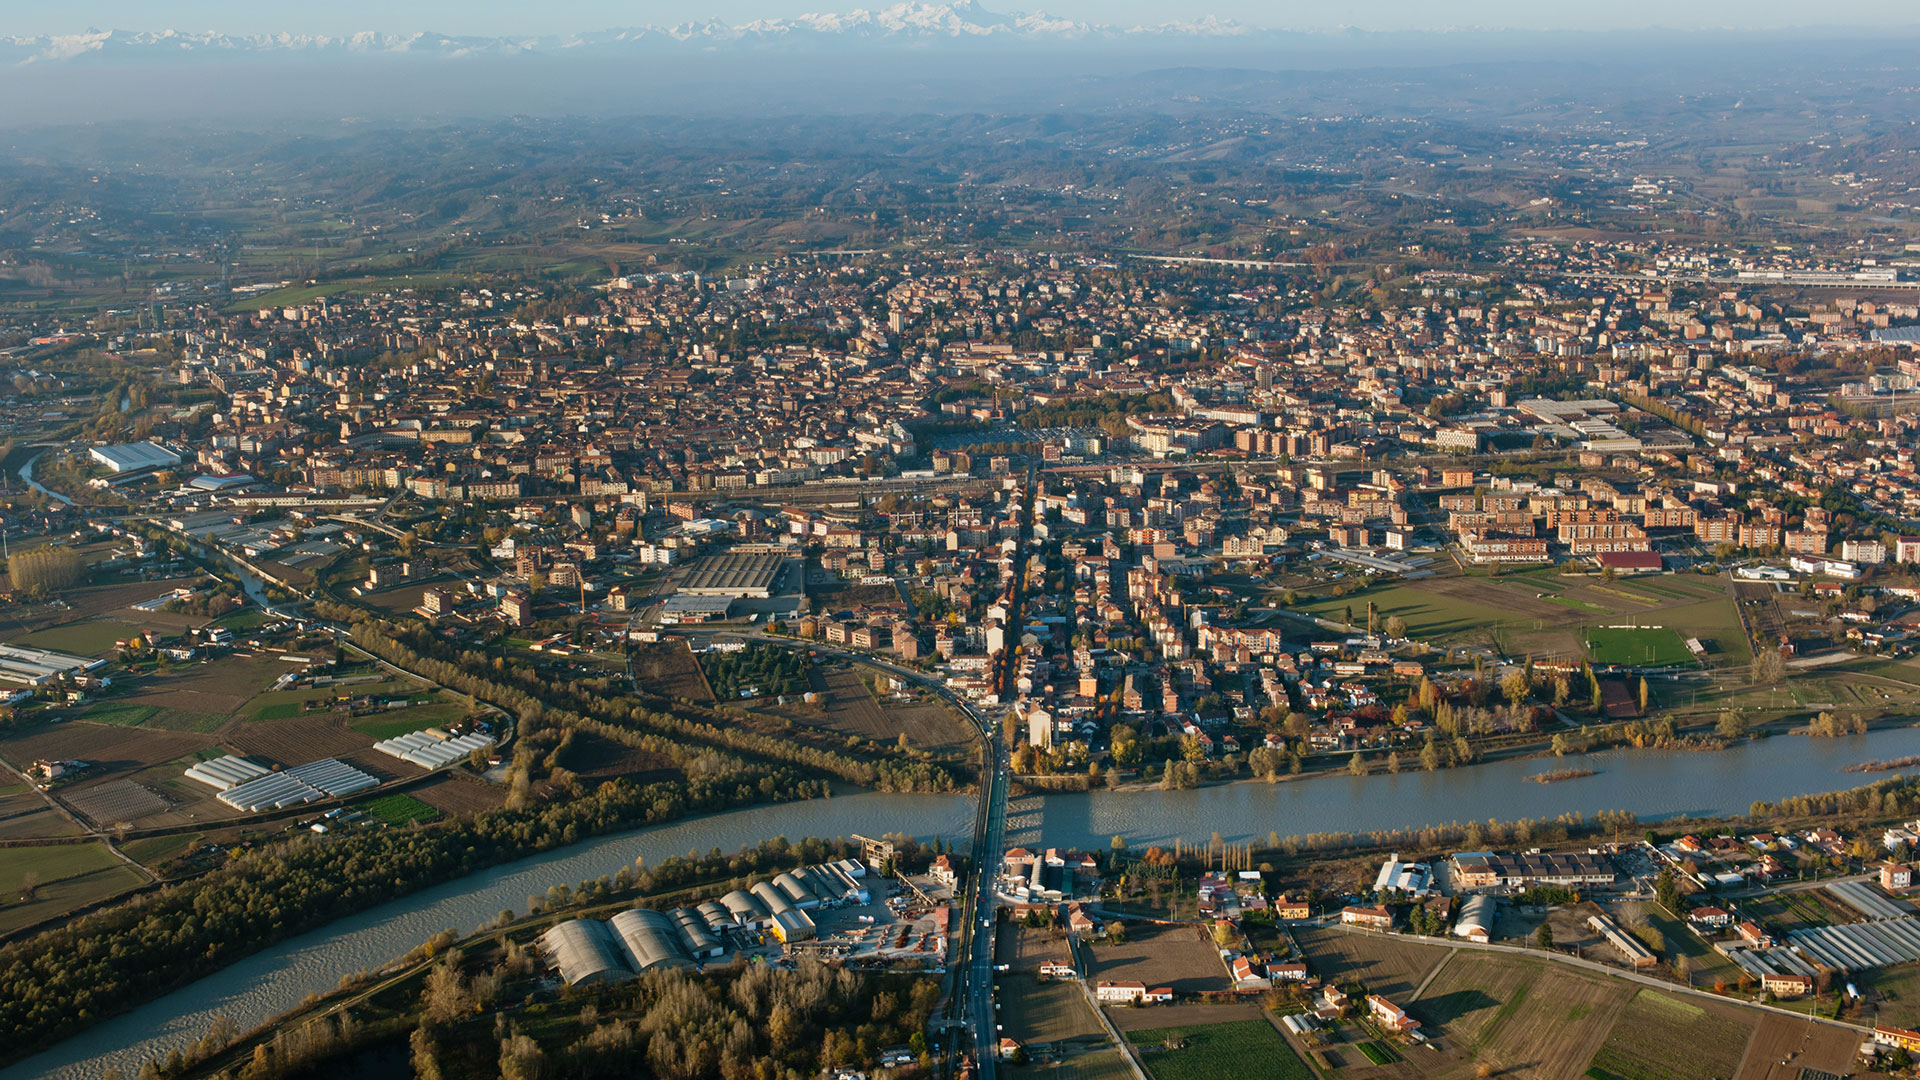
[9,0,1920,37]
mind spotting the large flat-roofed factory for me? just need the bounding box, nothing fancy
[89,441,182,475]
[0,644,106,686]
[674,550,791,598]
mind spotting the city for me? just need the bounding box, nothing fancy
[6,2,1920,1079]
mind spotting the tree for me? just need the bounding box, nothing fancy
[1348,752,1367,776]
[1384,615,1407,640]
[1751,648,1786,686]
[1536,922,1554,950]
[6,546,85,595]
[1420,735,1441,772]
[1502,669,1531,706]
[498,1033,545,1080]
[1654,867,1683,914]
[1715,711,1748,739]
[1637,678,1651,713]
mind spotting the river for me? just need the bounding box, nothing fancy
[17,450,75,507]
[1020,725,1920,851]
[12,726,1920,1080]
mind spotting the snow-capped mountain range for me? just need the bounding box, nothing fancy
[0,2,1261,64]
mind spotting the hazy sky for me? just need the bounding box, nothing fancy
[12,0,1920,36]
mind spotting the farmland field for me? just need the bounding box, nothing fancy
[1587,989,1752,1080]
[1127,1020,1311,1080]
[226,714,390,766]
[1042,1051,1136,1080]
[999,975,1106,1047]
[1086,922,1229,996]
[1295,926,1448,998]
[0,721,213,778]
[83,700,227,733]
[1412,953,1635,1078]
[0,789,83,840]
[630,640,715,703]
[406,774,504,816]
[1584,626,1695,667]
[0,841,147,934]
[1731,1015,1857,1080]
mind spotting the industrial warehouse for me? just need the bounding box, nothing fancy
[89,440,182,475]
[673,551,791,598]
[541,859,953,985]
[0,643,105,687]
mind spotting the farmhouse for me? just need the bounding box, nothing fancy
[1341,905,1395,930]
[1761,972,1813,998]
[1367,995,1421,1034]
[1094,981,1172,1005]
[1875,1024,1920,1053]
[1275,895,1312,920]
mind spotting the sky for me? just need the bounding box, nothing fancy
[8,0,1919,37]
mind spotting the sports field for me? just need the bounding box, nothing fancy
[1584,627,1695,667]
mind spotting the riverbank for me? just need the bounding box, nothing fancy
[1026,715,1917,800]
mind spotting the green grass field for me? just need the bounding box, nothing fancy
[362,793,441,825]
[1299,585,1510,639]
[1586,989,1749,1080]
[0,842,146,934]
[1583,627,1695,667]
[13,620,143,656]
[215,609,273,632]
[120,832,203,866]
[82,703,158,727]
[1128,1020,1312,1080]
[350,702,467,741]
